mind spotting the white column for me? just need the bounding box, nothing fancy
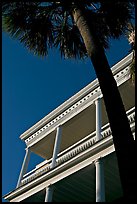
[95,159,105,202]
[45,126,62,202]
[16,148,31,188]
[45,185,54,202]
[95,98,105,202]
[50,126,62,169]
[95,98,102,141]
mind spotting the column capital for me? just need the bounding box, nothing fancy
[94,157,102,164]
[56,125,62,130]
[57,123,63,128]
[46,184,55,190]
[95,96,101,103]
[25,147,30,151]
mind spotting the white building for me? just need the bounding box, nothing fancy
[3,53,135,202]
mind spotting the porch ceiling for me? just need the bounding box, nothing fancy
[30,99,108,159]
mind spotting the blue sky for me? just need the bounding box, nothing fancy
[2,31,131,202]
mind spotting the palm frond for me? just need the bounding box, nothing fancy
[84,9,110,49]
[2,2,57,57]
[54,13,87,59]
[2,1,135,58]
[125,22,135,84]
[130,55,135,84]
[99,1,135,39]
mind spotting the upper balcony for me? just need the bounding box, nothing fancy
[20,52,135,160]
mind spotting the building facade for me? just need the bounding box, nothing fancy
[3,53,135,202]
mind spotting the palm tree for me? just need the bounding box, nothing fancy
[2,1,135,201]
[127,22,135,83]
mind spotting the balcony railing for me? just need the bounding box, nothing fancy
[21,107,135,186]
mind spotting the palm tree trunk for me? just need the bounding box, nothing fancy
[72,7,135,201]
